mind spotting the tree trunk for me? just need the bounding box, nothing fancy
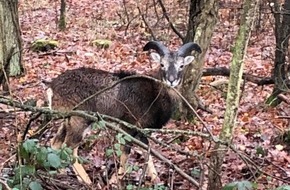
[265,0,290,106]
[59,0,66,30]
[207,0,258,189]
[0,0,23,91]
[179,0,218,119]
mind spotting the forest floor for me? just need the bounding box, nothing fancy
[1,0,290,189]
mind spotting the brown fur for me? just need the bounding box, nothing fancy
[48,67,175,184]
[47,40,201,185]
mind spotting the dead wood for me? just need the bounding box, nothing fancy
[203,67,274,85]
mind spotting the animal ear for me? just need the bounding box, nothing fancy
[184,56,195,65]
[150,52,161,63]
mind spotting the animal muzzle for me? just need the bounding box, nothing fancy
[165,75,180,87]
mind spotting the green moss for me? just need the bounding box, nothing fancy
[31,39,59,52]
[92,39,112,49]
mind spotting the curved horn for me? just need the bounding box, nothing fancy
[178,42,202,57]
[143,41,170,56]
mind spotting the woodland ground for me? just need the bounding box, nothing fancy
[0,0,290,189]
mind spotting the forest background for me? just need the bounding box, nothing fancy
[0,0,290,190]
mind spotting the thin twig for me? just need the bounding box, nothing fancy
[199,159,205,188]
[171,88,216,140]
[277,115,290,119]
[23,112,42,141]
[0,154,16,171]
[236,150,290,183]
[138,147,151,189]
[152,0,160,21]
[70,74,209,135]
[137,6,157,40]
[0,179,11,190]
[105,121,200,187]
[72,75,148,110]
[0,97,200,187]
[142,128,209,138]
[170,169,174,190]
[122,0,130,25]
[38,50,75,56]
[122,0,139,36]
[157,0,184,40]
[1,96,288,185]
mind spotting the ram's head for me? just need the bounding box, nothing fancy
[144,41,202,87]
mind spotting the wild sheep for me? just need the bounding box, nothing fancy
[47,41,201,185]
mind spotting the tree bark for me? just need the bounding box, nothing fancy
[59,0,66,30]
[266,0,290,106]
[207,0,258,189]
[179,0,218,119]
[0,0,23,91]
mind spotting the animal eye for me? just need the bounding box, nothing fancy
[160,64,165,68]
[180,65,184,69]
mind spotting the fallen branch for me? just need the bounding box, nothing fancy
[203,67,274,85]
[277,94,290,104]
[142,128,209,138]
[0,97,200,188]
[1,95,285,186]
[1,73,282,186]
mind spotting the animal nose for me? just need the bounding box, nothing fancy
[168,75,175,83]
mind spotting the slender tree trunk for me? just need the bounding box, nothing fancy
[0,0,23,91]
[59,0,66,30]
[265,0,290,106]
[179,0,218,119]
[207,0,258,189]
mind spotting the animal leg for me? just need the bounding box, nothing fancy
[145,153,159,182]
[118,145,129,176]
[46,88,53,110]
[72,147,92,185]
[109,145,129,184]
[51,122,67,174]
[138,135,159,182]
[63,116,93,185]
[51,121,67,150]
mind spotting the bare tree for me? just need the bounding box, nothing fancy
[207,0,258,189]
[266,0,290,106]
[180,0,219,119]
[59,0,66,30]
[0,0,23,92]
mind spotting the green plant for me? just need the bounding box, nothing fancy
[191,167,201,178]
[8,139,74,190]
[85,120,106,147]
[91,119,106,130]
[275,186,290,190]
[222,180,257,190]
[106,133,131,157]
